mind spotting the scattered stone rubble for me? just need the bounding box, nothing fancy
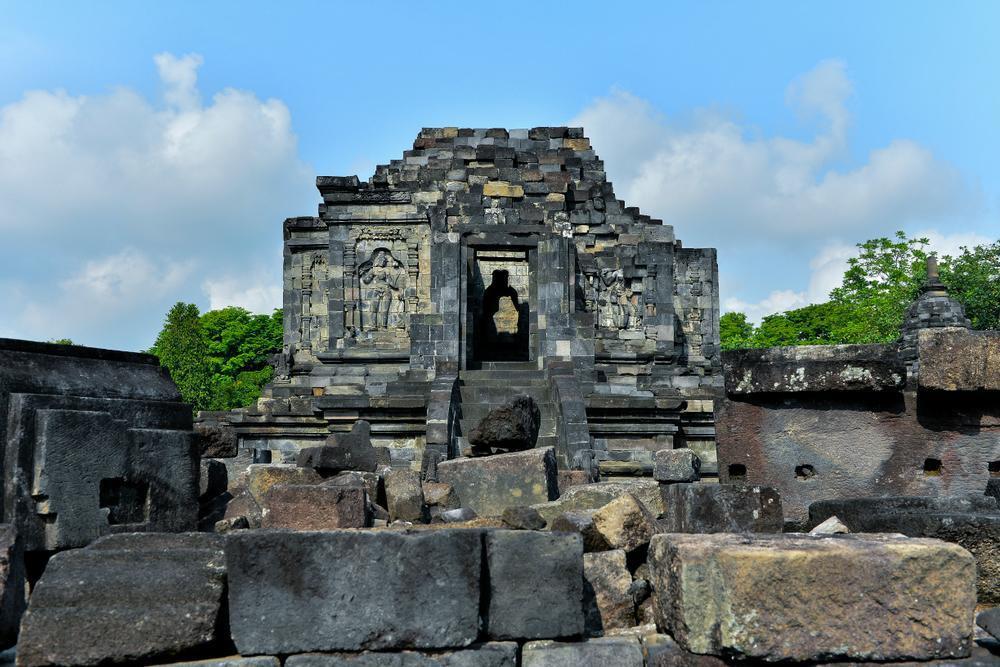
[2,133,1000,664]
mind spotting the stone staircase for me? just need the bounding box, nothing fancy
[458,362,559,451]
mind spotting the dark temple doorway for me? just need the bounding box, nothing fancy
[470,249,530,362]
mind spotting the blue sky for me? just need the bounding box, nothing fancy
[1,1,997,349]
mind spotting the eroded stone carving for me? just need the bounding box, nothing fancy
[596,269,642,331]
[358,248,407,331]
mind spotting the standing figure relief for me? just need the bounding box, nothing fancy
[358,247,407,331]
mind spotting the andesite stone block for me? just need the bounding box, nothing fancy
[583,549,634,635]
[659,483,782,533]
[485,530,584,640]
[521,637,643,667]
[17,532,227,667]
[283,643,517,666]
[247,464,323,505]
[227,530,482,655]
[592,493,655,552]
[438,448,558,517]
[260,483,368,530]
[648,533,976,662]
[531,479,664,525]
[652,448,700,483]
[385,469,426,523]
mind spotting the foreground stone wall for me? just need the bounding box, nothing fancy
[717,328,1000,524]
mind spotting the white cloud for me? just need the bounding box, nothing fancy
[571,60,975,245]
[723,290,808,325]
[204,275,282,314]
[0,53,315,349]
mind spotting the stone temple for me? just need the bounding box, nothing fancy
[2,127,1000,666]
[228,127,721,480]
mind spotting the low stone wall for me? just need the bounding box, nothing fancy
[717,329,1000,524]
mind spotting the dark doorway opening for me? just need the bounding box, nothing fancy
[471,250,529,362]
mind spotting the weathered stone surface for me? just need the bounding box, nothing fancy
[919,328,1000,391]
[423,481,458,510]
[438,448,558,517]
[500,506,545,530]
[482,181,524,198]
[653,448,700,483]
[522,638,643,667]
[485,530,584,640]
[297,421,376,474]
[549,509,607,552]
[195,419,238,458]
[385,469,426,523]
[592,493,655,552]
[557,470,590,494]
[442,508,477,523]
[468,395,540,456]
[583,549,634,635]
[809,515,849,534]
[724,343,904,394]
[810,499,1000,603]
[659,483,782,533]
[0,525,24,648]
[215,515,249,532]
[18,532,227,667]
[247,464,322,505]
[978,607,1000,641]
[227,530,481,654]
[641,634,728,667]
[200,458,229,499]
[532,479,664,525]
[283,643,517,666]
[648,533,976,662]
[260,483,368,530]
[156,658,279,667]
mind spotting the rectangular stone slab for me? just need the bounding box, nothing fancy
[437,447,557,516]
[648,533,976,662]
[284,643,517,666]
[226,529,482,655]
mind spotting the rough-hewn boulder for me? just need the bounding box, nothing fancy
[385,469,427,523]
[226,530,481,655]
[659,483,782,533]
[652,448,700,483]
[195,419,238,458]
[17,533,227,667]
[297,421,377,474]
[485,530,583,640]
[468,395,540,455]
[648,533,976,662]
[247,464,323,504]
[437,448,558,517]
[501,506,545,530]
[549,510,607,552]
[531,479,664,525]
[592,493,655,552]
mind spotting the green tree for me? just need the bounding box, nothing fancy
[149,302,212,409]
[719,312,754,350]
[940,241,1000,330]
[48,338,74,345]
[752,302,859,347]
[199,307,283,411]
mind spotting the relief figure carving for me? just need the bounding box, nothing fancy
[358,248,406,330]
[597,268,642,330]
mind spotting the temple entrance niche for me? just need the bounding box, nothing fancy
[470,249,530,362]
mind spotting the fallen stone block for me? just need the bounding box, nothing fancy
[296,421,377,474]
[549,509,607,552]
[810,515,849,534]
[200,458,229,500]
[324,471,383,506]
[260,483,368,530]
[283,643,517,666]
[531,479,664,525]
[385,469,427,523]
[423,481,459,511]
[557,470,590,494]
[195,419,238,458]
[583,550,634,635]
[247,464,322,505]
[653,448,700,483]
[659,483,782,533]
[17,532,227,667]
[592,493,655,552]
[522,637,643,667]
[227,529,481,654]
[641,633,728,667]
[978,607,1000,641]
[648,533,976,662]
[469,395,540,455]
[438,447,558,517]
[442,508,477,523]
[500,506,545,530]
[485,530,583,640]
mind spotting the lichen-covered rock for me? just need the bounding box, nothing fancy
[227,530,482,655]
[438,448,558,517]
[648,533,976,662]
[261,483,368,530]
[659,483,782,533]
[652,448,700,483]
[501,506,545,530]
[592,493,655,552]
[468,395,540,455]
[531,479,664,525]
[17,533,227,667]
[297,421,377,474]
[522,637,643,667]
[247,463,322,505]
[918,328,1000,391]
[485,530,583,640]
[583,550,634,635]
[385,469,426,523]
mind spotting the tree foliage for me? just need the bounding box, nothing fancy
[149,302,282,413]
[722,232,1000,350]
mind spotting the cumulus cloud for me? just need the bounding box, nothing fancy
[573,60,974,246]
[0,53,314,348]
